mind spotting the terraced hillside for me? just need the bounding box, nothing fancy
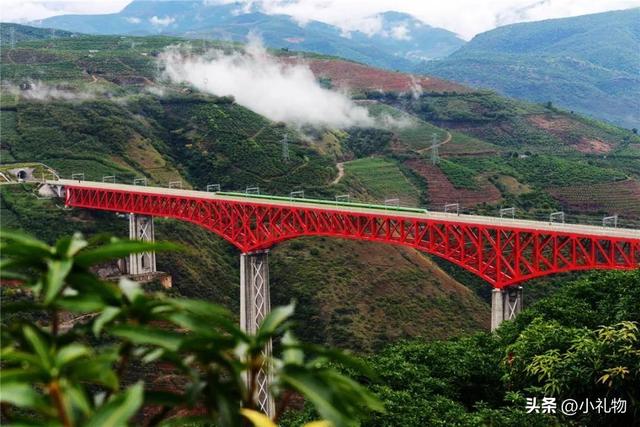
[369,91,640,223]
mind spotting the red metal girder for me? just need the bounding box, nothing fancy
[63,185,640,289]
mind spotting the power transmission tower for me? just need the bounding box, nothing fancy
[282,134,290,162]
[10,26,15,49]
[431,132,439,165]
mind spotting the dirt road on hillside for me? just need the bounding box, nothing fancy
[331,162,345,185]
[418,131,452,155]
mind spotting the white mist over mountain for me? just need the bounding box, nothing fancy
[159,38,375,128]
[5,1,637,40]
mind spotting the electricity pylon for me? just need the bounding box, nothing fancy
[431,133,439,165]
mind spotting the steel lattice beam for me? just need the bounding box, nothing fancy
[240,251,274,417]
[64,185,640,289]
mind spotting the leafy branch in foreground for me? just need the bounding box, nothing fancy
[0,230,382,426]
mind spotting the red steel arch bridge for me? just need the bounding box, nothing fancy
[42,179,640,416]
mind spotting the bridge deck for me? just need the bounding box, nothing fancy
[52,179,640,240]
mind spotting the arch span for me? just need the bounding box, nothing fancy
[62,182,640,288]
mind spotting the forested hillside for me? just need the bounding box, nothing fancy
[420,8,640,128]
[0,23,78,47]
[284,269,640,426]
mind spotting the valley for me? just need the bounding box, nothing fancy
[2,34,639,337]
[1,10,639,425]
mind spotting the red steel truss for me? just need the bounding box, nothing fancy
[65,185,640,288]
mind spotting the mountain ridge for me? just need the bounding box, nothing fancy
[30,0,464,71]
[419,8,640,128]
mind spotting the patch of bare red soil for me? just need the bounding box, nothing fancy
[527,114,574,132]
[284,57,469,93]
[548,179,640,218]
[527,115,614,154]
[573,137,613,154]
[405,159,502,208]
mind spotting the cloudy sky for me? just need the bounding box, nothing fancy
[2,0,639,39]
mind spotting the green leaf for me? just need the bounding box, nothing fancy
[0,259,29,281]
[295,343,378,379]
[280,365,384,426]
[55,343,90,368]
[44,259,73,305]
[110,324,182,352]
[86,382,143,427]
[1,347,42,366]
[57,293,109,313]
[118,278,142,303]
[241,408,277,427]
[76,241,178,268]
[167,298,234,323]
[0,368,44,384]
[65,271,121,304]
[304,422,333,427]
[63,382,93,418]
[166,299,244,339]
[23,325,52,371]
[55,233,88,258]
[281,331,304,365]
[257,303,295,338]
[0,229,53,257]
[0,382,49,411]
[70,359,119,390]
[279,368,346,426]
[92,307,122,336]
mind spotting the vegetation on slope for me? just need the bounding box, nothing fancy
[284,269,640,426]
[271,238,489,352]
[369,89,639,221]
[420,8,640,128]
[1,232,383,426]
[0,22,78,47]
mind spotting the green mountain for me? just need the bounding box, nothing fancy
[420,8,640,129]
[0,22,79,47]
[30,0,464,71]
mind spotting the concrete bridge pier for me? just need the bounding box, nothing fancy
[240,250,274,418]
[491,286,523,331]
[128,214,156,275]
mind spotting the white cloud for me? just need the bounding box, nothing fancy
[2,0,639,39]
[159,37,374,128]
[125,16,141,24]
[6,81,95,101]
[149,15,175,27]
[253,0,640,39]
[261,0,384,36]
[1,0,131,23]
[389,23,410,40]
